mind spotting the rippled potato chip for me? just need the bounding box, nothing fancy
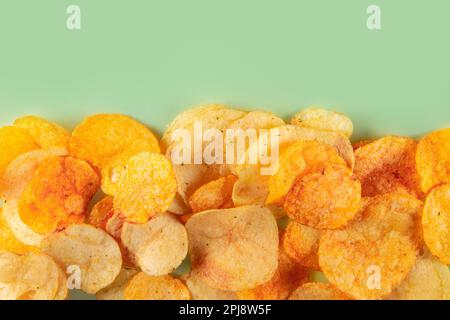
[282,221,320,270]
[354,136,421,197]
[121,212,188,276]
[416,129,450,193]
[14,116,70,151]
[319,192,422,300]
[422,184,450,264]
[0,126,38,180]
[290,107,354,138]
[18,156,100,234]
[289,283,352,300]
[183,272,238,300]
[188,175,236,213]
[284,164,361,229]
[0,208,37,255]
[96,268,138,300]
[41,224,122,294]
[186,205,279,291]
[87,196,115,230]
[124,273,190,300]
[113,152,177,224]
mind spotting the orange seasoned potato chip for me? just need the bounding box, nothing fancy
[284,164,361,229]
[183,272,238,300]
[422,184,450,264]
[18,156,100,234]
[87,196,115,230]
[124,273,190,300]
[0,208,37,255]
[113,152,177,224]
[352,139,374,151]
[416,128,450,193]
[13,115,70,151]
[354,136,421,197]
[0,126,38,180]
[282,221,321,270]
[188,175,236,213]
[96,268,138,300]
[186,205,279,291]
[319,192,422,300]
[289,283,352,300]
[42,224,122,294]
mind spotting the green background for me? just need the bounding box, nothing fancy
[0,0,449,141]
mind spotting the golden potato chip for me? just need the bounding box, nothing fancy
[0,208,37,255]
[188,175,237,213]
[389,251,450,300]
[113,152,177,224]
[352,139,374,151]
[416,128,450,193]
[96,268,138,300]
[422,184,450,264]
[354,136,421,197]
[318,192,422,300]
[69,114,160,169]
[183,272,238,300]
[120,212,188,276]
[0,126,38,180]
[87,196,115,230]
[124,273,190,300]
[18,156,100,234]
[290,107,354,138]
[289,283,352,300]
[284,164,361,229]
[186,205,279,291]
[13,115,70,151]
[41,224,122,294]
[267,140,347,206]
[282,221,321,270]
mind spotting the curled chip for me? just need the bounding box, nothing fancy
[188,175,237,213]
[113,152,177,224]
[41,224,122,294]
[290,107,354,138]
[267,140,347,206]
[13,115,70,151]
[284,164,361,229]
[0,252,64,300]
[422,184,450,264]
[354,136,421,197]
[0,208,37,255]
[120,212,188,276]
[69,114,160,169]
[289,283,352,300]
[87,196,115,230]
[282,221,321,270]
[319,192,422,300]
[183,272,238,300]
[186,205,279,291]
[96,268,138,300]
[0,126,38,180]
[389,251,450,300]
[18,156,100,234]
[416,128,450,193]
[124,272,190,300]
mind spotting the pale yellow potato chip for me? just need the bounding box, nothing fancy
[168,193,191,216]
[96,268,138,300]
[41,224,122,294]
[54,265,69,300]
[124,272,190,300]
[121,212,188,276]
[183,272,238,300]
[289,283,352,300]
[186,205,279,291]
[0,207,37,255]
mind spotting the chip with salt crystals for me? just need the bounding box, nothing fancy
[289,283,352,300]
[124,272,190,300]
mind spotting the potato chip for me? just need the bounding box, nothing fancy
[168,193,191,216]
[13,115,70,151]
[188,175,237,213]
[41,224,122,294]
[282,221,320,270]
[113,152,177,224]
[389,251,450,300]
[69,114,160,169]
[124,272,190,300]
[290,107,354,138]
[87,196,115,230]
[54,265,69,300]
[267,140,347,206]
[284,164,361,229]
[186,205,279,291]
[104,213,135,267]
[289,283,352,300]
[352,139,374,151]
[18,156,100,234]
[183,272,238,300]
[354,136,421,197]
[232,168,270,206]
[0,126,38,180]
[121,212,188,276]
[318,192,422,300]
[416,128,450,193]
[0,208,37,255]
[96,268,138,300]
[422,184,450,264]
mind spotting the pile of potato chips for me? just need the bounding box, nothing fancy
[0,106,448,300]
